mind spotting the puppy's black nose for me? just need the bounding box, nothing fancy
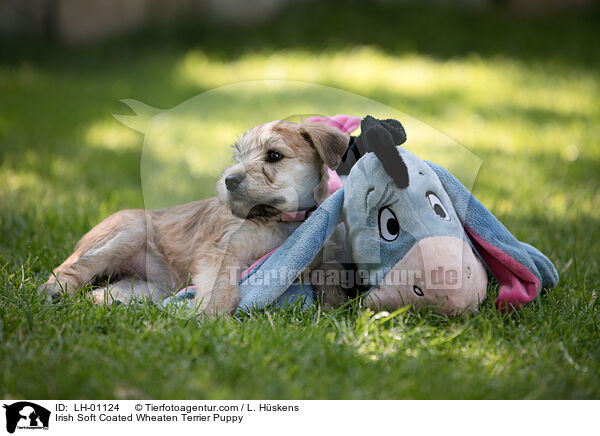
[225,173,245,191]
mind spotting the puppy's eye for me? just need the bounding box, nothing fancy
[266,150,284,162]
[378,207,400,241]
[426,191,450,221]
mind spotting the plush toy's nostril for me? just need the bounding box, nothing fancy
[225,173,245,191]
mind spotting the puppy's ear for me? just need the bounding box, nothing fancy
[299,122,349,169]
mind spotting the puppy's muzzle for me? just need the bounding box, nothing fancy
[225,173,245,191]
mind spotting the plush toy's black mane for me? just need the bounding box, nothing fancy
[337,116,410,189]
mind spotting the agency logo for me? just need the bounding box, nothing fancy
[2,402,50,434]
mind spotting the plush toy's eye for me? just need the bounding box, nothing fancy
[266,150,284,162]
[378,207,400,241]
[426,192,451,221]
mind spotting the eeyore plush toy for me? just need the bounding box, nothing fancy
[231,116,559,315]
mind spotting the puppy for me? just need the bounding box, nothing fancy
[38,120,349,315]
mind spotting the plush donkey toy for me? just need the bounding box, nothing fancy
[234,116,559,315]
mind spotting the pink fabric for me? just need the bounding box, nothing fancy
[465,226,540,311]
[280,209,311,222]
[306,114,361,134]
[241,248,277,278]
[178,285,196,294]
[327,168,343,194]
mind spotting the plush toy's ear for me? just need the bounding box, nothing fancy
[426,161,559,310]
[237,189,344,312]
[338,116,408,176]
[361,115,407,146]
[362,124,409,189]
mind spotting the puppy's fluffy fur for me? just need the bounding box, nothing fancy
[38,120,349,315]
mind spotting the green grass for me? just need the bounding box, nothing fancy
[1,3,599,399]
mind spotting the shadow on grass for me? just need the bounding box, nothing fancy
[2,2,599,68]
[1,1,598,165]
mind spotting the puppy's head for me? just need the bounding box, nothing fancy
[217,120,349,220]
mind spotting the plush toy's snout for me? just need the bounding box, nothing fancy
[362,235,487,315]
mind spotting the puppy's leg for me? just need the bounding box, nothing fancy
[90,278,168,305]
[311,261,353,308]
[310,224,352,308]
[189,243,241,316]
[39,209,147,300]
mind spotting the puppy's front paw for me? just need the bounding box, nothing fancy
[90,288,115,305]
[197,289,240,317]
[37,280,65,302]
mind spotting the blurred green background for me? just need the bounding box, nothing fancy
[0,1,599,399]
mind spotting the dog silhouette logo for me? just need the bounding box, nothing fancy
[2,402,50,433]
